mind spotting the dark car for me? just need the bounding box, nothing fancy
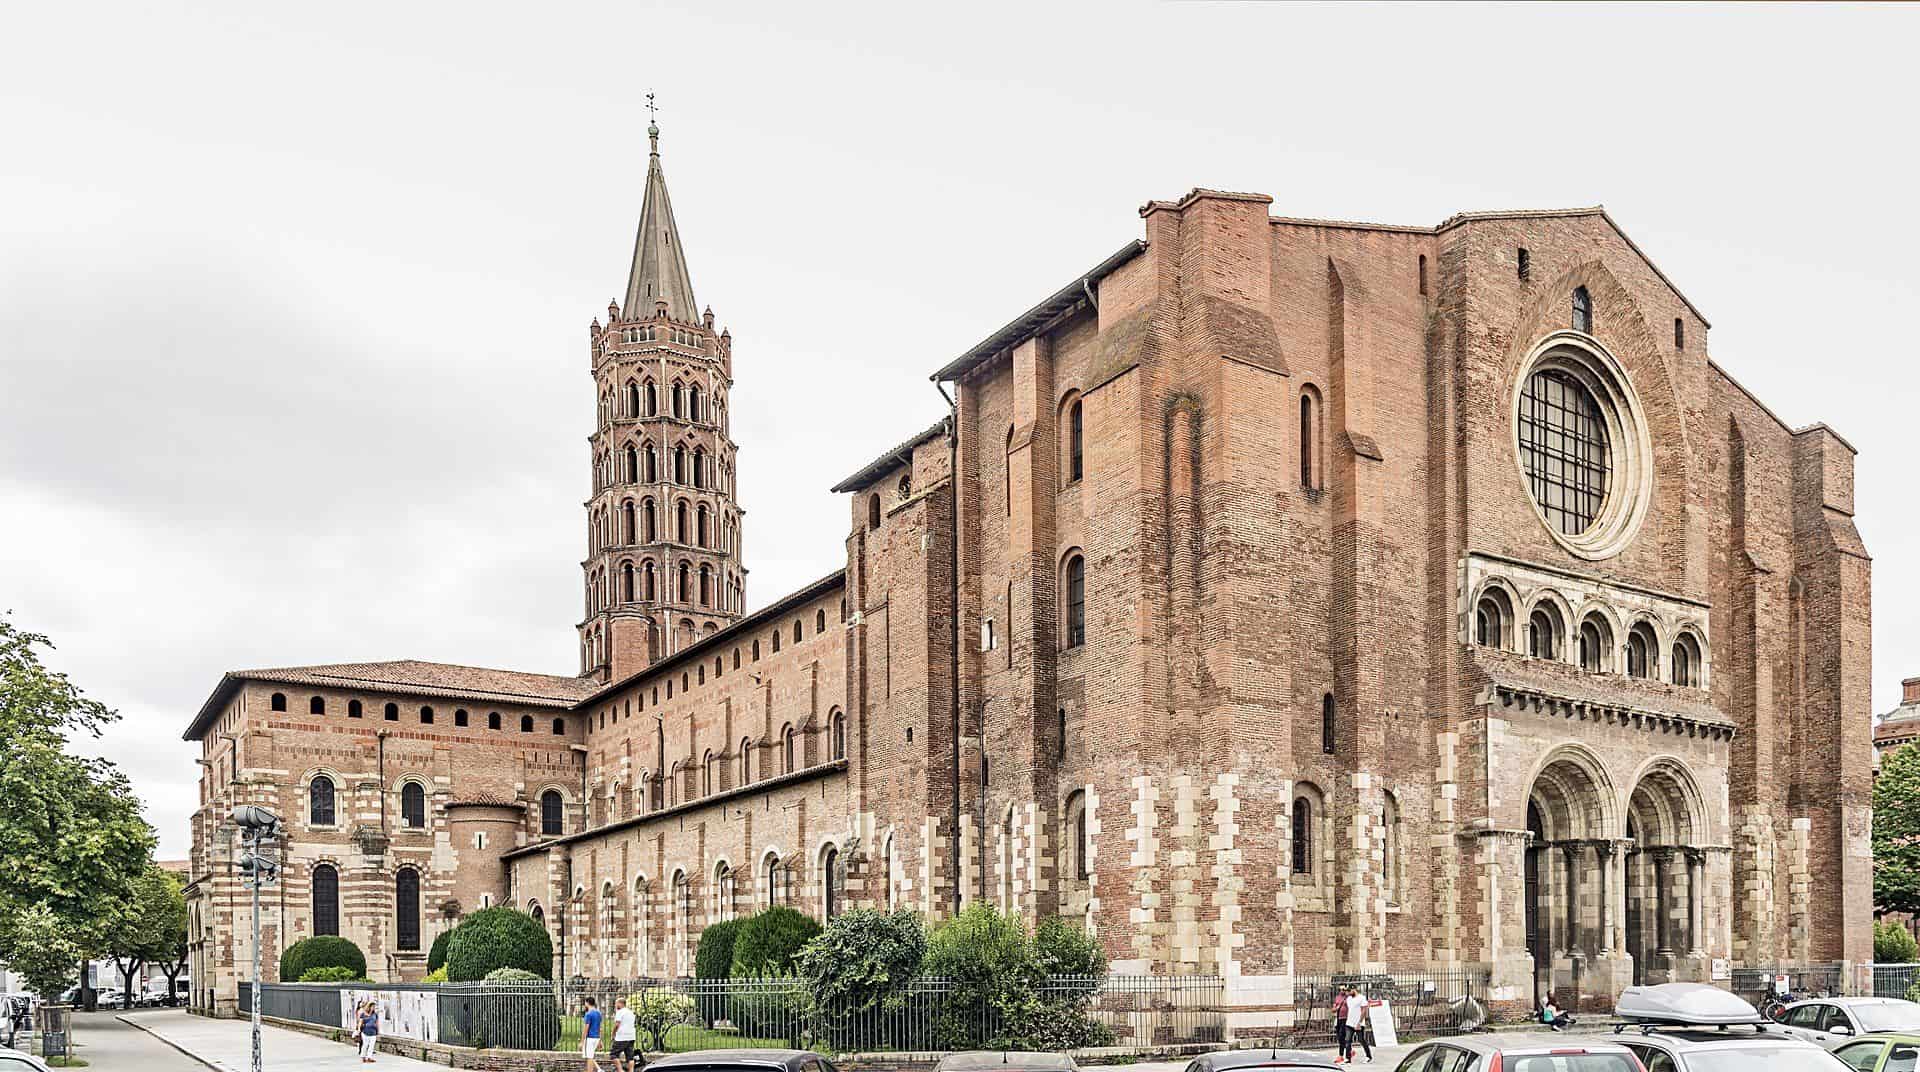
[647,1050,837,1072]
[1392,1032,1645,1072]
[935,1053,1079,1072]
[1182,1049,1340,1071]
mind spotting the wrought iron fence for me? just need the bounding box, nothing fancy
[1728,963,1852,1006]
[1871,963,1920,1000]
[1281,969,1492,1048]
[245,974,1224,1055]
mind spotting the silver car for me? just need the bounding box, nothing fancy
[0,1047,51,1072]
[1616,1027,1845,1071]
[1777,999,1920,1045]
[1390,1032,1643,1071]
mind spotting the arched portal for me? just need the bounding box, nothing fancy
[1523,751,1614,1006]
[1625,761,1706,984]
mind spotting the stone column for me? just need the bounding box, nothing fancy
[1653,849,1674,957]
[1686,849,1705,956]
[1562,843,1585,959]
[1596,841,1614,954]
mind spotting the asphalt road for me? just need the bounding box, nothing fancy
[62,1011,207,1071]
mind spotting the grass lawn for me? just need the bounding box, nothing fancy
[553,1020,793,1053]
[45,1058,88,1068]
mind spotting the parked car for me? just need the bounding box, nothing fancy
[1777,1000,1920,1045]
[1389,1032,1644,1071]
[1182,1050,1340,1071]
[646,1050,837,1072]
[936,1054,1079,1072]
[1828,1032,1920,1070]
[0,1045,52,1072]
[1611,982,1843,1070]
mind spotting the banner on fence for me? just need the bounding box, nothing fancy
[340,987,439,1043]
[1367,1001,1398,1049]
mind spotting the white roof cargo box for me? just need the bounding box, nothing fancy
[1615,983,1766,1027]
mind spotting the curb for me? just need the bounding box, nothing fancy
[115,1014,222,1072]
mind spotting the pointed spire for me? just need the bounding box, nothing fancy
[623,113,698,323]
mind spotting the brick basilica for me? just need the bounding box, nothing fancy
[184,124,1874,1022]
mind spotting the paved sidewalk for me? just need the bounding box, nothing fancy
[118,1009,443,1072]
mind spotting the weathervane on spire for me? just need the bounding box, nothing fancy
[646,91,660,154]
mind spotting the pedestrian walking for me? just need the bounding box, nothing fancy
[582,996,603,1072]
[610,996,638,1072]
[1345,987,1373,1063]
[1333,986,1351,1064]
[357,1001,380,1063]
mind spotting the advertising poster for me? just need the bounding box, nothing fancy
[341,988,439,1043]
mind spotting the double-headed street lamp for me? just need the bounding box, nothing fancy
[232,805,282,1072]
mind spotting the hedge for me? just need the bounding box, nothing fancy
[444,907,552,982]
[280,936,367,983]
[427,929,453,974]
[730,907,821,977]
[695,919,745,1026]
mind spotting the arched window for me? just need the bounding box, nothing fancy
[1626,622,1657,679]
[395,868,421,950]
[621,561,635,601]
[703,750,715,796]
[822,845,842,919]
[1004,425,1015,517]
[621,501,635,544]
[688,384,703,423]
[624,444,638,483]
[308,775,337,826]
[1300,389,1323,491]
[868,494,882,531]
[270,692,287,712]
[625,381,640,418]
[783,724,797,772]
[312,863,340,936]
[699,565,712,607]
[692,448,706,490]
[1528,603,1564,660]
[488,711,501,730]
[419,705,433,724]
[400,781,426,828]
[671,382,684,418]
[552,717,565,736]
[1062,554,1086,649]
[1572,286,1593,334]
[793,620,803,644]
[772,630,781,654]
[349,700,363,718]
[1291,796,1313,875]
[642,560,656,601]
[454,708,468,727]
[676,501,689,543]
[541,790,563,836]
[1578,614,1612,672]
[531,902,545,928]
[309,696,325,715]
[643,443,658,483]
[764,853,784,907]
[1475,589,1512,649]
[697,504,710,547]
[1321,693,1336,755]
[385,703,399,721]
[816,609,827,634]
[643,380,657,416]
[673,444,687,484]
[831,710,846,760]
[1064,789,1089,881]
[521,714,534,733]
[1065,395,1084,484]
[677,562,690,602]
[1672,632,1703,687]
[739,738,751,785]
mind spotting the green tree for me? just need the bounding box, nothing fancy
[0,617,156,998]
[0,903,83,1000]
[729,907,821,977]
[1876,744,1920,920]
[1877,919,1920,964]
[104,865,188,1008]
[795,909,926,1049]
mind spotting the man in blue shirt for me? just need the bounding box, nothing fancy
[582,997,603,1072]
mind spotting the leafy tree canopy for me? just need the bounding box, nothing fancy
[1876,744,1920,918]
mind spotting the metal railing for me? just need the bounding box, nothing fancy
[1871,963,1920,1000]
[1728,963,1853,1006]
[1282,969,1492,1048]
[245,974,1224,1055]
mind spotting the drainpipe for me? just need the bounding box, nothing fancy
[935,380,963,914]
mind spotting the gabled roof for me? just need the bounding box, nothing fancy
[831,419,947,494]
[622,123,700,322]
[183,659,598,741]
[930,240,1145,384]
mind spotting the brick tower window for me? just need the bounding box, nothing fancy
[1066,396,1084,484]
[541,789,563,835]
[1063,554,1086,649]
[1320,693,1336,755]
[312,863,339,937]
[1674,317,1685,350]
[1290,797,1313,875]
[270,693,287,712]
[1528,604,1564,661]
[400,781,426,828]
[309,696,325,715]
[1476,589,1512,649]
[1626,622,1657,679]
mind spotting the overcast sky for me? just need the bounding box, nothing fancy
[4,2,1917,859]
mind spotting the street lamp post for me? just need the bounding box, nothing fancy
[232,805,282,1072]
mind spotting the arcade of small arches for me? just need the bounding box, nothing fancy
[1521,749,1720,993]
[523,840,849,978]
[1472,581,1707,689]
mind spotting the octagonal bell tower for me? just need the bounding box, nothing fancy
[579,121,745,682]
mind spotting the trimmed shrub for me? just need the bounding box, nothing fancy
[427,929,453,974]
[422,966,448,984]
[444,907,552,982]
[441,967,555,1050]
[695,918,744,1026]
[1876,920,1919,964]
[796,909,927,1050]
[280,936,367,983]
[483,966,544,982]
[730,907,822,977]
[298,966,365,983]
